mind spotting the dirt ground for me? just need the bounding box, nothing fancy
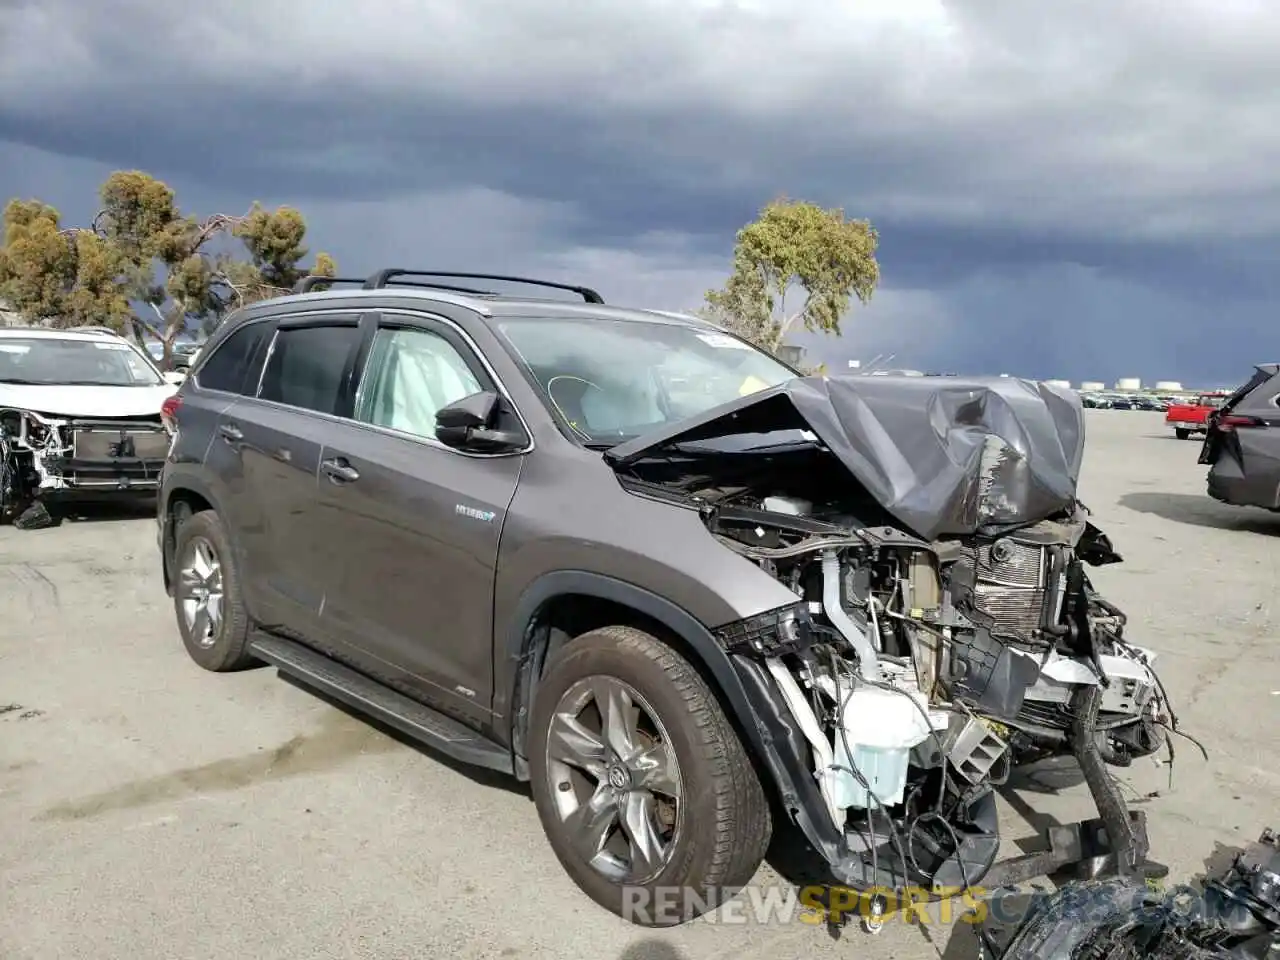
[2,409,1277,960]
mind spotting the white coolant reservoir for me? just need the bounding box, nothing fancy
[830,685,934,810]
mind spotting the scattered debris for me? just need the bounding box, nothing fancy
[13,500,59,530]
[0,704,44,720]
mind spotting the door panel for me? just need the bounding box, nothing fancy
[220,314,363,644]
[317,428,522,719]
[217,400,328,632]
[315,318,528,723]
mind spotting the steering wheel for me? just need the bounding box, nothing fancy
[546,375,606,439]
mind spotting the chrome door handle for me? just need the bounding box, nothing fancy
[218,423,243,442]
[320,458,360,483]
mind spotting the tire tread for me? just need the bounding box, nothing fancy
[173,509,256,672]
[529,624,772,924]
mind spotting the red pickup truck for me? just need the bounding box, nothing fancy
[1165,392,1230,439]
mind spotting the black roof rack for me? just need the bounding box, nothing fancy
[393,280,500,296]
[362,270,604,304]
[292,276,366,294]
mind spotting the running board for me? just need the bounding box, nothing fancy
[249,635,514,775]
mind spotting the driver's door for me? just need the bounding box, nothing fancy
[315,312,528,724]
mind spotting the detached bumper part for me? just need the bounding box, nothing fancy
[1,409,166,519]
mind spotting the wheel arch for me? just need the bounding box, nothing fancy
[159,473,222,593]
[500,571,772,783]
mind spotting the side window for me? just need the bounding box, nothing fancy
[258,324,361,415]
[354,327,484,439]
[196,323,266,394]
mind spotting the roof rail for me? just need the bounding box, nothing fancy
[361,270,604,304]
[292,276,366,294]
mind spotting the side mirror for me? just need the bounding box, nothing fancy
[435,391,526,452]
[164,371,186,386]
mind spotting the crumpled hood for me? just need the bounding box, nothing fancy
[606,374,1085,540]
[0,382,176,418]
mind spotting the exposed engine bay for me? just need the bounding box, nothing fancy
[607,374,1181,894]
[0,408,169,527]
[703,491,1168,892]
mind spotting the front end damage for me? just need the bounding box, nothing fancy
[982,826,1280,958]
[0,408,169,526]
[607,375,1176,897]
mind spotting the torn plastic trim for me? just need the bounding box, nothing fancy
[728,654,850,864]
[765,656,843,826]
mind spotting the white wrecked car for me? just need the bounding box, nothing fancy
[0,326,181,528]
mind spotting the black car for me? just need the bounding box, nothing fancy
[1200,363,1280,511]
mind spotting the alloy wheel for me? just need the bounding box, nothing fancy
[178,536,224,649]
[544,675,684,883]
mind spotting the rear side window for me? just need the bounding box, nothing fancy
[258,324,361,415]
[197,323,267,394]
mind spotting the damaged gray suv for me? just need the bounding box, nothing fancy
[158,270,1174,925]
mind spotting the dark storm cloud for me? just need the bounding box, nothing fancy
[3,0,1280,384]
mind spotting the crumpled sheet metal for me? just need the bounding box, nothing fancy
[608,374,1086,541]
[782,375,1086,539]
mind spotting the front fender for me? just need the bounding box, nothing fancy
[495,569,850,867]
[496,570,758,744]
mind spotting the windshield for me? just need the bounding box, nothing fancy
[0,337,165,387]
[496,316,798,444]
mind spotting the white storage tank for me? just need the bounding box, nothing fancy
[1154,380,1183,392]
[1115,377,1142,391]
[830,686,933,809]
[1044,379,1072,389]
[1080,381,1105,392]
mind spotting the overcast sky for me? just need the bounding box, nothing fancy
[2,0,1277,386]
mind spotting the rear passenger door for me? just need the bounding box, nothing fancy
[315,312,528,723]
[218,313,364,641]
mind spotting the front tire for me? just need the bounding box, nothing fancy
[172,509,256,672]
[528,625,772,926]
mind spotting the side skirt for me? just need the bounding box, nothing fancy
[249,634,514,775]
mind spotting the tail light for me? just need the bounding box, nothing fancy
[1216,413,1264,432]
[160,394,183,433]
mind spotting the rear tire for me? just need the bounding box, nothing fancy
[1175,428,1190,440]
[528,625,772,926]
[172,509,257,672]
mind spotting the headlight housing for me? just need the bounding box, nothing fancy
[713,602,812,657]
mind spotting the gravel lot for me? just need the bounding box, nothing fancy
[2,410,1278,960]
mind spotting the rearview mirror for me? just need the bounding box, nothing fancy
[435,391,526,453]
